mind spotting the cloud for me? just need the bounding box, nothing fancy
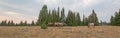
[83,0,103,6]
[0,0,37,14]
[0,0,38,23]
[112,0,120,8]
[0,10,37,23]
[0,0,120,23]
[44,0,58,4]
[5,12,19,15]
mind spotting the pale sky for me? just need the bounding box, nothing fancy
[0,0,120,23]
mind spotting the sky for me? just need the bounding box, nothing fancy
[0,0,120,23]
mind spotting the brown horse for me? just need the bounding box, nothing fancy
[47,22,65,27]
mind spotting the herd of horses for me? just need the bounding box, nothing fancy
[47,22,95,28]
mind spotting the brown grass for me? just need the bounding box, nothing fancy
[0,26,119,38]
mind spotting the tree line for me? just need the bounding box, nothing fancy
[0,20,35,26]
[110,9,120,26]
[36,5,100,28]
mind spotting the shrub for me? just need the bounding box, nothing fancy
[41,23,47,29]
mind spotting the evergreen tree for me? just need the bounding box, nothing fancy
[51,9,56,23]
[110,16,115,25]
[61,8,65,22]
[37,5,48,26]
[53,9,57,22]
[57,7,60,22]
[48,10,51,23]
[66,10,72,26]
[82,14,88,26]
[66,10,76,26]
[0,21,4,26]
[82,14,85,25]
[76,13,81,25]
[7,20,11,26]
[19,21,24,26]
[37,5,48,29]
[24,21,27,26]
[84,18,89,25]
[1,20,7,26]
[1,20,4,26]
[31,21,35,26]
[88,10,99,25]
[10,20,15,26]
[113,10,120,25]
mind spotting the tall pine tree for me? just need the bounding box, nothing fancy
[61,8,65,22]
[66,10,76,26]
[111,9,120,25]
[110,16,115,25]
[37,5,48,29]
[75,13,81,25]
[88,10,99,25]
[31,21,35,26]
[37,5,48,25]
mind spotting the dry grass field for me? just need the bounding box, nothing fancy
[0,26,119,38]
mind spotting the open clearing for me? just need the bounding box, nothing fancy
[0,26,119,38]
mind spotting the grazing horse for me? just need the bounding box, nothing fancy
[47,22,54,26]
[88,23,95,28]
[47,22,65,27]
